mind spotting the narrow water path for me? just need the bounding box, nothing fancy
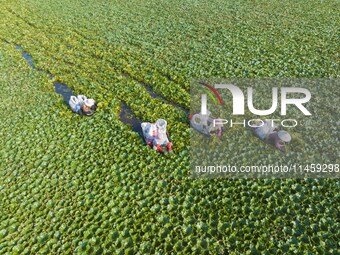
[15,45,73,102]
[15,45,34,68]
[123,73,188,114]
[119,102,143,136]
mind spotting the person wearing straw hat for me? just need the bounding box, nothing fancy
[142,119,172,153]
[154,119,172,152]
[69,95,97,116]
[80,98,96,116]
[267,130,292,152]
[251,119,291,152]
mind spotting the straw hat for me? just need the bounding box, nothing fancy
[156,119,167,131]
[84,99,95,107]
[278,130,291,142]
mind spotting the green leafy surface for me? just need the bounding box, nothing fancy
[0,0,339,254]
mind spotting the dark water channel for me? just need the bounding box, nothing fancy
[119,102,143,136]
[15,45,73,102]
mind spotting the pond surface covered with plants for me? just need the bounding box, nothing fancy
[0,0,339,254]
